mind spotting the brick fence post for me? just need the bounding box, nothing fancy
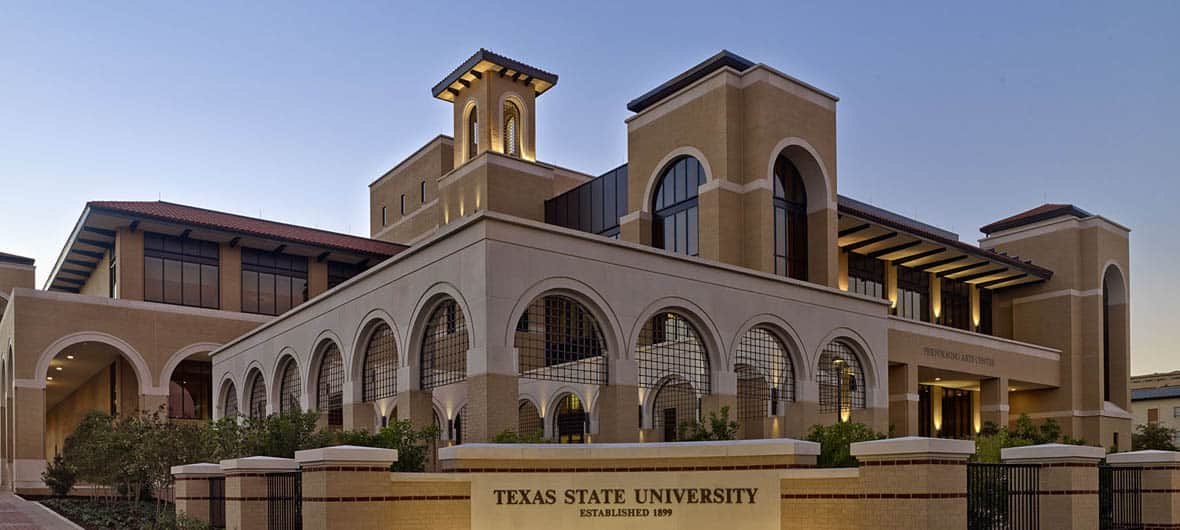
[1106,449,1180,527]
[848,436,975,529]
[171,463,221,524]
[1002,443,1106,530]
[219,456,300,530]
[295,445,399,530]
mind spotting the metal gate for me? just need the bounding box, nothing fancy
[266,471,302,530]
[968,463,1040,530]
[208,476,226,529]
[1099,465,1142,530]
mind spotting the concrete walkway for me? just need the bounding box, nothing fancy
[0,493,81,530]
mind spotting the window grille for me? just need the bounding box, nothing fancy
[638,312,710,441]
[735,327,795,428]
[652,377,698,441]
[278,358,302,413]
[248,372,267,420]
[420,299,468,389]
[316,343,343,427]
[817,340,866,416]
[515,295,608,385]
[362,323,398,402]
[223,381,238,418]
[518,400,543,439]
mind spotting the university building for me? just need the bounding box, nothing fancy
[1130,371,1180,444]
[2,49,1132,493]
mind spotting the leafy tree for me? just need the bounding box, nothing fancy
[679,406,739,441]
[1132,423,1178,451]
[42,453,77,497]
[805,422,887,467]
[972,413,1087,462]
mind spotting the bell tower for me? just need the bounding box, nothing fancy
[431,49,558,167]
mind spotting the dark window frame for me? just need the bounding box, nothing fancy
[651,157,706,256]
[895,265,930,322]
[143,231,220,310]
[240,247,308,316]
[846,251,886,299]
[773,155,808,280]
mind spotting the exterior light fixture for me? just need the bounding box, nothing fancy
[55,366,63,371]
[66,354,75,360]
[47,376,54,381]
[934,377,941,381]
[1009,387,1016,392]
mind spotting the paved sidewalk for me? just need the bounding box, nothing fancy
[0,492,81,530]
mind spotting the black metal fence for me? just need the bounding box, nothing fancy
[1099,465,1143,530]
[266,472,302,530]
[208,476,226,529]
[968,462,1040,530]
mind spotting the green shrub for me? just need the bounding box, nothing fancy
[42,453,76,497]
[1132,423,1178,451]
[972,413,1086,462]
[679,406,739,441]
[805,422,886,467]
[492,429,548,443]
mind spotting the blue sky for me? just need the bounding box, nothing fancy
[1,1,1176,373]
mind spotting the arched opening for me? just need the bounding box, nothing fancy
[454,404,469,445]
[276,356,302,413]
[735,326,795,439]
[518,399,542,439]
[247,369,267,420]
[638,312,711,441]
[361,322,398,403]
[466,105,479,161]
[515,294,608,385]
[817,340,865,422]
[1103,265,1129,406]
[168,352,213,421]
[552,394,587,444]
[42,342,142,459]
[420,299,468,390]
[651,156,706,256]
[315,342,344,429]
[503,101,521,157]
[221,380,239,419]
[773,155,808,280]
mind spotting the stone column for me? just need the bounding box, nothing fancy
[400,389,436,431]
[220,456,299,530]
[1002,443,1106,530]
[343,401,377,432]
[979,376,1010,430]
[464,372,517,442]
[889,363,920,436]
[1106,449,1180,527]
[701,370,737,432]
[848,436,975,529]
[172,463,222,525]
[296,445,398,530]
[595,359,639,442]
[12,384,45,493]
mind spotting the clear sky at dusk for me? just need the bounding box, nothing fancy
[1,1,1176,373]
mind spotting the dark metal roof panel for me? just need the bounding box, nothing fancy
[431,48,559,99]
[1132,387,1180,401]
[626,50,755,113]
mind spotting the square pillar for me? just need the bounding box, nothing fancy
[295,445,398,530]
[172,463,222,525]
[219,456,299,530]
[594,384,639,442]
[1002,443,1106,530]
[464,372,517,443]
[343,401,377,432]
[849,437,975,529]
[399,389,436,431]
[889,363,919,436]
[618,211,651,246]
[979,376,1010,431]
[1106,450,1180,527]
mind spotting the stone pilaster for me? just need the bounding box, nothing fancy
[295,445,399,530]
[889,363,919,436]
[979,376,1010,430]
[1002,443,1106,530]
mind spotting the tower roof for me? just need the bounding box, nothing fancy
[626,50,755,113]
[431,49,559,101]
[980,204,1092,235]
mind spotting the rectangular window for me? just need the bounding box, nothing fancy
[328,260,367,289]
[1148,408,1159,424]
[108,255,118,298]
[937,277,971,331]
[420,181,426,203]
[1174,406,1180,418]
[400,194,406,216]
[168,360,212,420]
[895,265,930,322]
[241,247,307,316]
[978,289,993,335]
[847,252,886,299]
[143,232,219,309]
[381,206,387,226]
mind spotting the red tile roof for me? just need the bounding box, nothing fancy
[87,201,406,256]
[980,204,1092,235]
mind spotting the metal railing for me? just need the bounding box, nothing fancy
[968,462,1040,530]
[1099,464,1142,530]
[266,472,302,530]
[208,476,226,529]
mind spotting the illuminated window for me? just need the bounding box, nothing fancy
[553,394,587,443]
[895,265,930,322]
[847,252,886,299]
[503,101,521,157]
[651,157,706,256]
[515,295,607,385]
[638,312,710,440]
[817,341,865,419]
[735,327,794,431]
[467,106,478,160]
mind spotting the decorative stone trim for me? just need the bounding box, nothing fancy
[445,463,813,473]
[859,459,967,467]
[780,492,966,500]
[300,466,392,473]
[302,495,470,503]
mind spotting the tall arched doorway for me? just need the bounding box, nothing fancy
[552,394,587,443]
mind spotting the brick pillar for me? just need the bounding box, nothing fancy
[1002,443,1106,530]
[889,363,919,436]
[848,437,974,529]
[979,376,1010,430]
[595,384,639,442]
[1106,449,1180,527]
[618,211,652,246]
[219,456,299,530]
[701,369,737,429]
[296,445,398,530]
[465,372,516,443]
[344,401,377,432]
[172,463,222,524]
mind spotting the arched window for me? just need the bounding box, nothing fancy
[362,323,398,402]
[651,156,706,256]
[277,358,302,413]
[817,341,865,420]
[553,394,587,444]
[515,295,607,385]
[774,154,808,280]
[467,105,479,160]
[420,299,468,389]
[222,381,239,419]
[638,312,710,441]
[248,371,267,421]
[518,400,542,439]
[316,343,344,428]
[1102,266,1127,404]
[503,101,521,157]
[735,327,795,434]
